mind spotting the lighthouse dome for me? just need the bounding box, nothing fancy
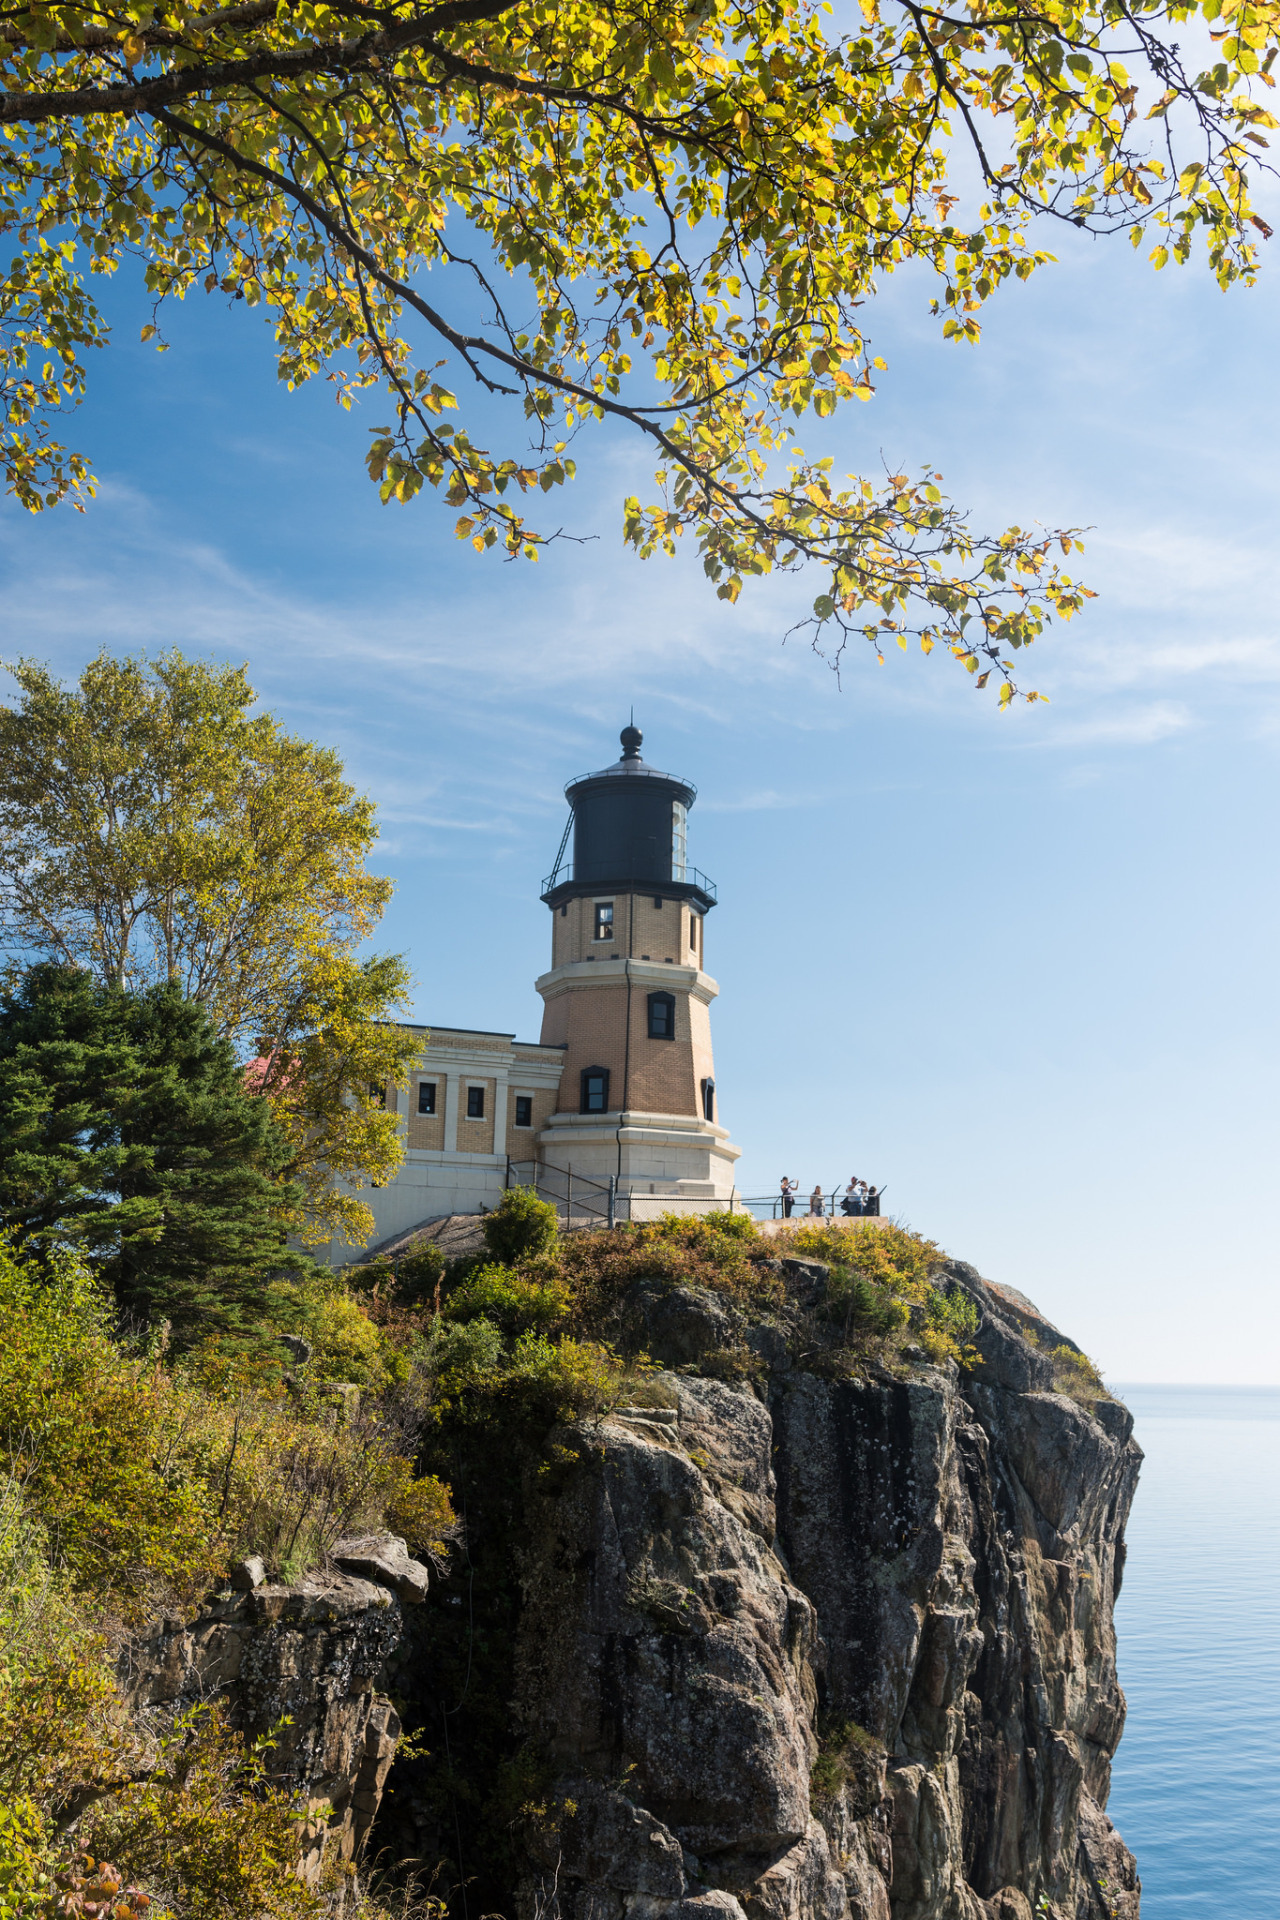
[541,726,715,911]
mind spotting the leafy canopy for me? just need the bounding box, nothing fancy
[1,0,1276,693]
[0,649,420,1243]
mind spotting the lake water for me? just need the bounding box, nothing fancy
[1106,1385,1280,1919]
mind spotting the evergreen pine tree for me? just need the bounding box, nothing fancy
[0,964,306,1338]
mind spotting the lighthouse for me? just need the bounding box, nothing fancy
[535,725,741,1205]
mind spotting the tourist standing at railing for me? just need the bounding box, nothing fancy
[841,1180,863,1217]
[866,1184,881,1216]
[780,1176,798,1219]
[809,1184,824,1216]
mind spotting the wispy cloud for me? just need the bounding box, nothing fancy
[1036,700,1193,748]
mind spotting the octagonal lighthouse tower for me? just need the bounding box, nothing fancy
[535,725,741,1210]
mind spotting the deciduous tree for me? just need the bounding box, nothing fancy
[0,650,419,1242]
[2,0,1276,691]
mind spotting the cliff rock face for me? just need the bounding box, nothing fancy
[124,1537,428,1879]
[509,1265,1141,1920]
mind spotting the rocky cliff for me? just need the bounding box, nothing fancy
[154,1256,1141,1920]
[122,1535,430,1882]
[382,1258,1141,1920]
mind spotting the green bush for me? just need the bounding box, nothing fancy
[481,1188,559,1266]
[84,1704,323,1920]
[920,1286,981,1366]
[0,1800,57,1920]
[0,1241,222,1603]
[444,1265,570,1336]
[266,1276,408,1388]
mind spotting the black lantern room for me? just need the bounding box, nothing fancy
[541,726,716,913]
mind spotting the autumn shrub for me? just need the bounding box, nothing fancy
[504,1331,626,1421]
[443,1265,570,1337]
[919,1287,981,1367]
[42,1847,156,1920]
[0,1234,455,1598]
[83,1704,323,1920]
[780,1220,942,1303]
[346,1240,446,1308]
[151,1383,457,1580]
[0,1799,58,1919]
[0,1241,222,1604]
[1048,1343,1108,1404]
[265,1274,410,1389]
[481,1187,559,1266]
[557,1212,780,1333]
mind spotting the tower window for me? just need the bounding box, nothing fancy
[593,901,614,941]
[653,896,663,910]
[647,990,676,1040]
[702,1077,715,1122]
[580,1066,610,1114]
[466,1085,486,1119]
[514,1095,533,1129]
[417,1081,437,1116]
[671,801,687,881]
[560,904,568,917]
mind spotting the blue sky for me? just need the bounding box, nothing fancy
[2,206,1278,1384]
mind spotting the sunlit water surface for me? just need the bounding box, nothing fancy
[1106,1385,1280,1919]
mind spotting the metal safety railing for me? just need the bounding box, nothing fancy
[540,859,718,901]
[506,1158,619,1227]
[505,1164,886,1229]
[733,1187,887,1221]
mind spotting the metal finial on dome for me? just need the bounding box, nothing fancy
[619,722,643,760]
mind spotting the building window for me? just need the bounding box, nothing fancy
[514,1095,533,1128]
[593,901,614,941]
[466,1085,486,1120]
[417,1081,437,1116]
[647,990,676,1040]
[702,1077,715,1122]
[671,801,687,880]
[368,1082,386,1107]
[580,1066,610,1114]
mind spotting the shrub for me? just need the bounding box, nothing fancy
[0,1801,57,1919]
[920,1287,981,1367]
[0,1242,222,1603]
[84,1704,323,1920]
[444,1266,570,1337]
[394,1241,448,1298]
[0,1234,456,1598]
[152,1385,457,1581]
[557,1214,780,1332]
[40,1847,155,1920]
[482,1188,559,1267]
[808,1718,883,1815]
[423,1316,506,1391]
[266,1277,406,1389]
[1049,1344,1108,1404]
[504,1332,625,1422]
[782,1220,942,1303]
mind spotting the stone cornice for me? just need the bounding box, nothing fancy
[534,958,719,1005]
